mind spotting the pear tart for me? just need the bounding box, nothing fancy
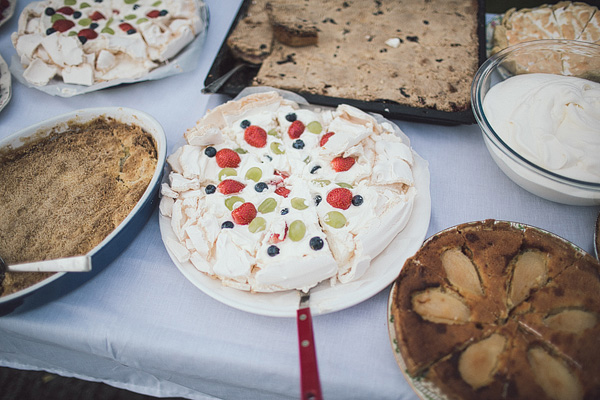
[389,220,600,400]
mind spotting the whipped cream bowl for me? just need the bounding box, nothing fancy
[472,40,600,206]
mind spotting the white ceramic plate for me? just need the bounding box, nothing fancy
[159,102,431,317]
[0,53,11,113]
[0,0,15,28]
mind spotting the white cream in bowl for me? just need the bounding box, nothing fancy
[483,73,600,184]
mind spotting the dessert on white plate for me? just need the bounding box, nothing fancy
[160,91,421,294]
[11,0,206,87]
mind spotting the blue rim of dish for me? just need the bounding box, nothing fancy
[471,39,600,191]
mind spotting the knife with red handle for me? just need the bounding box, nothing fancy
[297,291,323,400]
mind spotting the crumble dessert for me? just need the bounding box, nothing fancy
[0,116,158,297]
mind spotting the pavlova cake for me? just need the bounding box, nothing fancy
[160,91,417,292]
[11,0,205,86]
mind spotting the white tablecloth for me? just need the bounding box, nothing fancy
[0,1,598,399]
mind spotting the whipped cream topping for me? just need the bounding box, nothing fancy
[11,0,205,86]
[161,92,417,292]
[483,73,600,183]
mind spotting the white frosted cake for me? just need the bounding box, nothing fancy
[160,91,417,292]
[11,0,205,86]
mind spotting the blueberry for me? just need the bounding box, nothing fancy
[45,7,55,16]
[310,165,321,174]
[352,195,363,206]
[159,9,168,16]
[46,27,57,35]
[127,29,136,35]
[280,208,289,215]
[90,22,99,29]
[73,11,82,19]
[314,195,322,206]
[285,113,297,122]
[254,182,268,192]
[309,237,324,251]
[221,221,234,229]
[292,140,305,149]
[133,4,140,9]
[78,36,88,44]
[240,119,251,128]
[263,154,273,161]
[204,146,217,157]
[205,184,216,194]
[267,245,280,257]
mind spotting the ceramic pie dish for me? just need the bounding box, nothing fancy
[0,107,166,316]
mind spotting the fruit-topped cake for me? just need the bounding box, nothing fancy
[160,91,417,292]
[11,0,206,86]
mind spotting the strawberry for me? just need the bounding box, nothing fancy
[270,224,288,243]
[274,170,289,179]
[320,131,335,146]
[52,19,75,32]
[119,22,136,34]
[56,6,74,15]
[78,29,98,41]
[274,187,291,198]
[90,11,106,21]
[331,156,356,172]
[218,179,245,195]
[288,120,305,139]
[231,202,257,225]
[147,9,161,18]
[215,149,241,168]
[244,125,267,148]
[326,188,353,210]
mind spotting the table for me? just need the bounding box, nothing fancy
[0,1,598,399]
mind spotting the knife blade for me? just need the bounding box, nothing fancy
[297,290,323,400]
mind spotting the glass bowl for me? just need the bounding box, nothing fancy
[471,39,600,206]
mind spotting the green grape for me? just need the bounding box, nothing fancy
[324,211,346,228]
[80,3,91,8]
[291,197,308,210]
[101,27,115,34]
[125,14,137,20]
[289,220,306,242]
[245,167,262,182]
[218,168,237,181]
[78,18,92,26]
[270,142,285,155]
[306,121,322,134]
[137,18,149,24]
[234,148,248,154]
[51,14,65,23]
[312,179,331,187]
[258,198,277,214]
[224,196,244,211]
[267,128,280,137]
[248,217,267,233]
[64,0,76,5]
[125,0,139,4]
[336,182,353,189]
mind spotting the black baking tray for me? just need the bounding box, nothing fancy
[204,0,487,125]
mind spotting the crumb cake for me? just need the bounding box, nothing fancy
[389,220,600,400]
[11,0,206,86]
[226,0,481,113]
[160,91,417,292]
[0,116,158,297]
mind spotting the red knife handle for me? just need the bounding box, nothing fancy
[297,307,323,400]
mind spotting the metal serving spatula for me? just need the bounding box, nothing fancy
[0,255,92,273]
